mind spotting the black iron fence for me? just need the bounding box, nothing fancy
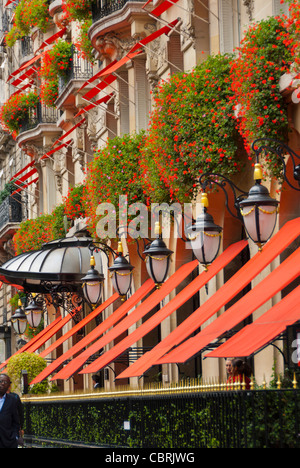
[22,382,300,448]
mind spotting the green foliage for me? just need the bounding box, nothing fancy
[7,352,48,394]
[13,204,66,255]
[23,388,300,448]
[141,54,241,204]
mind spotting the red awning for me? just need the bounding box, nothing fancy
[0,316,62,372]
[114,217,300,379]
[207,285,300,359]
[149,0,180,17]
[11,66,37,87]
[11,176,39,195]
[14,168,38,186]
[154,245,300,366]
[38,293,119,359]
[51,119,86,148]
[10,161,36,181]
[49,260,200,381]
[74,93,114,118]
[99,50,143,77]
[40,139,72,161]
[130,19,179,53]
[31,279,155,384]
[82,75,117,101]
[78,60,118,92]
[19,53,43,72]
[79,240,248,376]
[36,28,67,52]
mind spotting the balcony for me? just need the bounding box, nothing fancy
[16,102,61,149]
[89,0,148,57]
[56,46,93,111]
[0,194,22,248]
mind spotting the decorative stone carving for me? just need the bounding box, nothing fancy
[243,0,254,20]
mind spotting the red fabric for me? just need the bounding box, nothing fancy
[99,50,143,77]
[10,161,35,181]
[130,19,180,53]
[38,293,119,359]
[11,176,39,195]
[40,139,72,160]
[31,279,155,384]
[19,53,43,72]
[116,217,300,379]
[207,284,300,358]
[149,0,180,17]
[75,93,114,118]
[52,260,199,381]
[80,241,247,376]
[36,28,67,51]
[155,246,300,365]
[14,168,38,185]
[78,60,118,92]
[82,75,117,101]
[51,119,85,147]
[11,67,37,87]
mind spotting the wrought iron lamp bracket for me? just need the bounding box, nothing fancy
[199,172,248,222]
[252,138,300,191]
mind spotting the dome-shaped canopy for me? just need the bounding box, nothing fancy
[0,237,103,293]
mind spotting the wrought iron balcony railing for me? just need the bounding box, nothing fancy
[0,194,22,233]
[91,0,145,23]
[19,102,60,135]
[58,46,93,95]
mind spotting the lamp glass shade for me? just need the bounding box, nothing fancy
[239,182,279,248]
[111,269,132,297]
[187,208,222,267]
[146,254,170,285]
[82,280,103,306]
[11,309,27,335]
[189,230,222,265]
[25,309,43,328]
[241,205,278,245]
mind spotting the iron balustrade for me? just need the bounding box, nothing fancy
[58,46,93,95]
[19,102,60,134]
[20,36,33,59]
[0,193,22,232]
[91,0,145,22]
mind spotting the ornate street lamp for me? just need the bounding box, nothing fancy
[24,294,44,329]
[186,193,222,270]
[239,163,279,250]
[11,300,27,335]
[195,139,300,266]
[143,222,173,288]
[108,242,134,301]
[81,253,104,309]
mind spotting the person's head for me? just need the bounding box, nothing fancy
[92,375,100,384]
[231,359,251,377]
[225,358,233,375]
[0,374,11,397]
